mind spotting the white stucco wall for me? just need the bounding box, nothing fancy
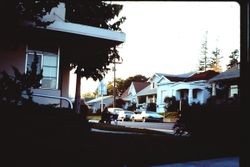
[157,81,211,112]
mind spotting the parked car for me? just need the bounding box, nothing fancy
[107,107,125,114]
[117,110,135,121]
[108,107,135,121]
[131,111,164,122]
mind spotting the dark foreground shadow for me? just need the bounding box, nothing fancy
[1,102,239,167]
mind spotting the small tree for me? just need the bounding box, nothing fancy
[227,49,239,69]
[198,31,210,72]
[164,96,178,112]
[210,47,223,72]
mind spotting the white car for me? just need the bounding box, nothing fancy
[107,107,125,114]
[108,107,135,121]
[117,110,135,121]
[131,111,164,122]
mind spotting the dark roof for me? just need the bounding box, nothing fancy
[155,72,195,82]
[120,82,149,98]
[209,67,240,82]
[185,70,220,82]
[164,76,187,82]
[133,82,150,93]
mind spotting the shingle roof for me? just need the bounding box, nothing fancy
[120,82,149,99]
[184,70,219,82]
[133,82,150,93]
[157,72,196,82]
[164,76,187,82]
[209,67,240,82]
[136,85,157,97]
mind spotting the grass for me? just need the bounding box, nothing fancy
[87,115,101,120]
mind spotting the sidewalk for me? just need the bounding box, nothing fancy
[152,157,239,167]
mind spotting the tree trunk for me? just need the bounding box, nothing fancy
[75,71,81,114]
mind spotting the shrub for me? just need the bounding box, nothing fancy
[173,100,240,141]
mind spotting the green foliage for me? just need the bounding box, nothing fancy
[0,54,43,104]
[115,98,126,108]
[173,98,240,138]
[107,78,125,96]
[164,96,179,112]
[123,75,148,90]
[146,102,156,112]
[0,0,60,47]
[61,1,126,82]
[227,49,239,69]
[210,47,223,72]
[107,75,148,97]
[65,1,126,31]
[198,31,209,71]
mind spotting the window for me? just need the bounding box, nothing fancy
[193,89,199,99]
[26,51,59,89]
[229,85,238,97]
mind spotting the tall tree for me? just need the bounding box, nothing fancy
[198,31,210,72]
[61,1,126,113]
[210,47,223,72]
[107,78,125,96]
[227,49,239,69]
[123,75,148,92]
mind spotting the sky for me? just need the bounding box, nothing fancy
[69,1,240,97]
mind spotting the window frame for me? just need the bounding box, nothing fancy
[25,46,60,90]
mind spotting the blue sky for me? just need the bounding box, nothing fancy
[69,1,240,97]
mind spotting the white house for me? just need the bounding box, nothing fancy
[0,2,125,108]
[120,81,149,108]
[136,72,192,111]
[156,70,219,113]
[136,73,164,108]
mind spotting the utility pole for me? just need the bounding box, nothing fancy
[112,58,123,108]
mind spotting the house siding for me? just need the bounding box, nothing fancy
[0,44,26,75]
[0,43,71,107]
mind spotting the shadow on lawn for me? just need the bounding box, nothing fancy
[1,101,239,167]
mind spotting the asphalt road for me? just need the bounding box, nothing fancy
[113,121,175,134]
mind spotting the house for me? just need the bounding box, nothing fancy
[120,81,149,108]
[135,73,164,109]
[86,95,114,113]
[0,3,125,107]
[156,70,218,113]
[209,64,240,100]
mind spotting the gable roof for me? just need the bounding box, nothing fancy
[120,82,149,99]
[136,85,157,97]
[120,88,129,98]
[133,82,150,93]
[155,72,195,82]
[184,70,219,82]
[209,67,240,82]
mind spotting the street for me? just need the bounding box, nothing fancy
[113,121,175,134]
